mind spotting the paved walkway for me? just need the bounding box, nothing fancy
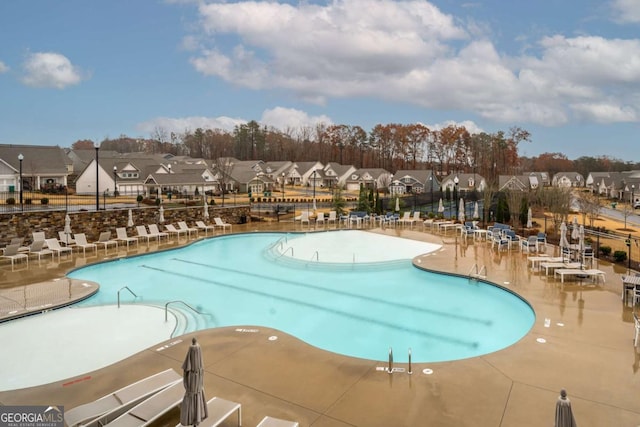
[0,222,639,426]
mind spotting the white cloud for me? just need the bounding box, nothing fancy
[21,52,84,89]
[137,115,246,135]
[425,120,484,134]
[0,61,9,73]
[184,0,640,127]
[137,107,332,137]
[611,0,640,23]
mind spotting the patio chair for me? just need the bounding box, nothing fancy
[582,246,595,266]
[32,231,46,244]
[213,217,232,233]
[491,233,509,251]
[536,232,547,248]
[397,211,412,227]
[257,416,299,427]
[165,223,188,239]
[73,233,97,256]
[178,221,199,238]
[1,244,29,267]
[116,227,138,249]
[95,231,118,253]
[64,369,181,427]
[327,211,337,226]
[316,212,326,227]
[520,236,538,253]
[148,224,169,242]
[136,225,153,244]
[176,397,242,427]
[58,230,76,246]
[107,381,184,427]
[44,238,73,260]
[298,211,311,226]
[634,312,640,347]
[195,220,216,235]
[26,239,54,261]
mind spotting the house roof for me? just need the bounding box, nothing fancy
[0,144,71,174]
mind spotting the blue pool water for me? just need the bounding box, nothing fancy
[68,231,535,363]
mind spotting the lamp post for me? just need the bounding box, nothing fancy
[18,153,23,211]
[454,176,459,220]
[113,165,118,197]
[429,175,433,215]
[95,145,99,211]
[632,184,635,208]
[312,170,317,207]
[282,172,285,202]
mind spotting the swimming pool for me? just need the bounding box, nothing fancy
[67,230,534,364]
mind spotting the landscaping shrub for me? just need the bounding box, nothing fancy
[25,198,32,204]
[613,250,628,263]
[40,197,49,205]
[599,246,612,257]
[6,197,15,205]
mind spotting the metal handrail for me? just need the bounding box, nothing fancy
[117,286,138,308]
[277,246,294,258]
[468,264,487,279]
[310,250,319,262]
[164,300,207,322]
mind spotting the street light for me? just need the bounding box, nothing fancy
[312,170,317,208]
[18,153,23,211]
[453,176,459,220]
[113,165,118,197]
[281,172,285,202]
[429,175,433,215]
[95,145,99,211]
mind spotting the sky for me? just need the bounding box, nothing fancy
[1,0,639,161]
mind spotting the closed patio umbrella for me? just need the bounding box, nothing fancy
[554,389,577,427]
[63,214,72,245]
[526,207,533,228]
[159,204,165,224]
[180,337,208,426]
[571,217,579,241]
[203,199,209,220]
[473,201,479,219]
[438,198,445,214]
[395,196,400,212]
[559,221,569,260]
[458,198,465,222]
[127,209,134,227]
[578,224,585,253]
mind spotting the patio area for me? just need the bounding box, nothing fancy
[0,221,638,426]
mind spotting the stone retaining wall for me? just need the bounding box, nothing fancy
[0,205,250,244]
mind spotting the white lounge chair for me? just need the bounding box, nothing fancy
[213,217,232,233]
[299,211,311,226]
[327,211,337,226]
[148,224,169,242]
[257,416,299,427]
[196,220,216,235]
[116,227,138,249]
[73,233,97,256]
[95,231,118,253]
[315,212,326,227]
[1,244,28,267]
[178,221,199,238]
[397,211,412,227]
[58,230,76,246]
[175,397,242,427]
[32,231,46,244]
[107,381,184,427]
[26,239,54,261]
[136,225,152,244]
[165,224,188,239]
[44,238,73,260]
[64,369,181,427]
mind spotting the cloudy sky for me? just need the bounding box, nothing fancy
[1,0,639,160]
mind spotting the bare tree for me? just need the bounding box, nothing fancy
[575,191,601,228]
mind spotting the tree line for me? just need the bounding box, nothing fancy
[72,121,640,179]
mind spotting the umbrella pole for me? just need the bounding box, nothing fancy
[388,347,393,374]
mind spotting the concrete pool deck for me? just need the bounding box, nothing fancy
[0,222,639,426]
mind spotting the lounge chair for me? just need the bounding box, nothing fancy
[148,224,169,242]
[26,239,54,261]
[165,224,188,239]
[95,231,118,253]
[32,231,46,244]
[315,212,326,227]
[178,221,199,238]
[298,211,311,226]
[73,233,97,256]
[520,236,538,253]
[326,211,337,226]
[107,381,184,427]
[1,244,28,267]
[213,217,232,233]
[58,230,76,246]
[116,227,138,249]
[397,211,412,227]
[196,220,216,235]
[257,416,299,427]
[136,225,153,244]
[176,397,242,427]
[64,369,181,427]
[44,238,73,260]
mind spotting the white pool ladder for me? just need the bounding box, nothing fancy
[468,264,487,280]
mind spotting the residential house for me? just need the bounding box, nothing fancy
[323,162,357,189]
[344,168,392,191]
[552,172,585,188]
[0,144,72,192]
[389,170,440,195]
[441,173,487,194]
